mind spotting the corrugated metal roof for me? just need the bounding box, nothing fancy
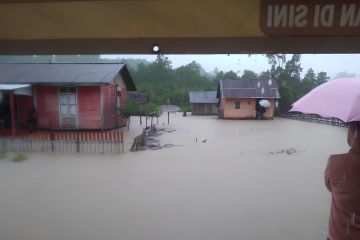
[189,91,218,103]
[0,63,135,90]
[218,78,280,99]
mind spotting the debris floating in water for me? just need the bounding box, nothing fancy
[132,127,181,151]
[270,148,297,155]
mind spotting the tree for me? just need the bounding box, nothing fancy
[241,70,258,79]
[119,99,140,129]
[259,70,271,79]
[316,72,330,85]
[265,54,286,67]
[300,68,317,97]
[144,103,162,127]
[277,85,296,114]
[284,54,302,84]
[266,54,302,114]
[223,70,238,79]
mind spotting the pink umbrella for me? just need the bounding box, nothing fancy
[289,78,360,122]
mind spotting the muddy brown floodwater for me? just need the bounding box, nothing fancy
[0,114,348,240]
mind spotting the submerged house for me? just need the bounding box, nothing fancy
[0,63,136,133]
[217,78,280,119]
[189,91,218,115]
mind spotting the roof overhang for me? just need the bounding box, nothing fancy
[0,0,360,54]
[0,84,32,96]
[0,63,137,90]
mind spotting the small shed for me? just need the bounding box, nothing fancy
[217,78,280,119]
[189,91,218,115]
[0,63,136,132]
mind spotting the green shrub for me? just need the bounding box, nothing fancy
[144,102,162,117]
[119,99,140,118]
[180,105,191,113]
[12,153,27,162]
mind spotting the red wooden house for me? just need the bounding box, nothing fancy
[0,63,136,133]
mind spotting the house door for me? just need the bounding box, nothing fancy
[0,93,11,129]
[59,87,78,129]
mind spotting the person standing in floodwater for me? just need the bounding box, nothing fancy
[325,122,360,240]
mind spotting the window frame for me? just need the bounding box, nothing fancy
[59,87,78,117]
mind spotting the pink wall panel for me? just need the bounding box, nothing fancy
[223,98,256,119]
[109,85,118,128]
[220,98,276,119]
[263,99,275,119]
[78,86,101,129]
[102,85,109,129]
[35,86,59,129]
[101,85,121,129]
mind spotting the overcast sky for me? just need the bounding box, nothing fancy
[102,54,360,79]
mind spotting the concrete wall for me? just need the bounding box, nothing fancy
[219,98,276,119]
[222,98,256,119]
[263,99,275,119]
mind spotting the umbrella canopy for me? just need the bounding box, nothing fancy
[259,99,271,108]
[161,105,180,113]
[289,78,360,122]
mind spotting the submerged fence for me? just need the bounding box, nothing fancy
[281,113,346,127]
[0,130,124,153]
[130,125,157,152]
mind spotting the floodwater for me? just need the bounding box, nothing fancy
[0,114,348,240]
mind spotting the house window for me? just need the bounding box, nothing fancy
[235,101,240,109]
[59,87,77,116]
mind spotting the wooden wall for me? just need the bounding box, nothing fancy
[35,86,60,128]
[191,103,217,115]
[101,85,118,129]
[16,95,34,128]
[78,86,101,129]
[34,84,127,130]
[118,87,127,127]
